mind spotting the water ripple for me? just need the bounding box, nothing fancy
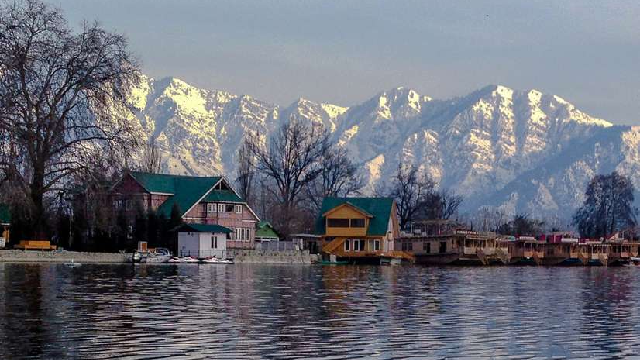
[1,264,640,359]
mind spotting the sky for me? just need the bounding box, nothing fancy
[47,0,640,125]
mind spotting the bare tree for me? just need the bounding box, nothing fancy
[0,0,140,234]
[139,138,161,173]
[244,117,332,207]
[384,164,435,229]
[243,117,332,234]
[422,188,463,220]
[235,141,255,202]
[305,146,363,210]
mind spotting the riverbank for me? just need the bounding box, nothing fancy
[229,249,319,264]
[0,250,132,263]
[0,249,320,264]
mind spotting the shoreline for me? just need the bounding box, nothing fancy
[0,249,320,264]
[0,250,132,264]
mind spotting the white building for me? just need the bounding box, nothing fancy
[177,224,231,258]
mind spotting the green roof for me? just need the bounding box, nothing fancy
[129,172,221,218]
[203,189,244,203]
[315,197,395,236]
[177,223,232,233]
[256,221,279,239]
[0,204,10,225]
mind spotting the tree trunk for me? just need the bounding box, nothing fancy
[29,162,47,239]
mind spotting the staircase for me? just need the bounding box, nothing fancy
[322,238,346,254]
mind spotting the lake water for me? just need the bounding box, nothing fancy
[1,263,640,359]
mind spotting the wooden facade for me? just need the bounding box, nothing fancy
[316,198,413,264]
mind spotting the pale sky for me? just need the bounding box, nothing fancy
[47,0,640,124]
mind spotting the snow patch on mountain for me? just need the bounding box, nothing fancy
[127,76,626,220]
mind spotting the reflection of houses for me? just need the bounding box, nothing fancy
[315,197,413,264]
[176,223,231,258]
[110,171,260,249]
[0,204,10,247]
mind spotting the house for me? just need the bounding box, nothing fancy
[110,171,260,249]
[289,233,322,254]
[315,197,413,263]
[176,223,231,258]
[0,204,10,247]
[255,221,280,242]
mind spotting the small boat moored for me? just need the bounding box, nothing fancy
[200,257,233,264]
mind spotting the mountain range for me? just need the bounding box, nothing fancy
[126,75,639,220]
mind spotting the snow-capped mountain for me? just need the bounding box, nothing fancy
[127,75,636,220]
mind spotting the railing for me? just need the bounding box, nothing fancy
[255,242,298,251]
[226,241,255,250]
[179,249,228,258]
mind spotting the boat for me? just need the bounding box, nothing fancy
[181,257,199,263]
[200,257,233,264]
[141,254,171,263]
[168,257,183,263]
[64,259,82,268]
[626,257,640,267]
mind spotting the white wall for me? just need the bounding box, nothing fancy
[178,232,200,257]
[178,231,227,258]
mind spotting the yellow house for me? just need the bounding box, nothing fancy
[315,197,413,263]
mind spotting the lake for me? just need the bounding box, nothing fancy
[1,263,640,359]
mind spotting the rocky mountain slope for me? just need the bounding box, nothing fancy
[126,76,636,219]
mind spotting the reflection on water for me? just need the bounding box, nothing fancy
[1,263,640,359]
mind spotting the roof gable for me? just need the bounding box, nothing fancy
[203,189,244,203]
[323,202,373,218]
[128,172,221,218]
[256,221,280,239]
[315,197,395,236]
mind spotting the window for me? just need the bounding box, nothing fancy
[353,239,364,252]
[439,241,447,254]
[350,219,365,228]
[125,200,132,210]
[425,242,431,253]
[344,239,350,251]
[374,240,380,251]
[226,204,235,213]
[218,204,225,213]
[212,235,217,249]
[328,219,350,227]
[235,228,241,240]
[207,203,216,213]
[235,205,243,214]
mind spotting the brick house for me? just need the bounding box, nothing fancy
[110,171,260,249]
